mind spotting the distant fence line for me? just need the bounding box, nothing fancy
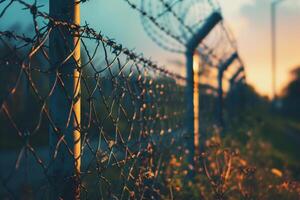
[123,0,246,167]
[0,0,246,199]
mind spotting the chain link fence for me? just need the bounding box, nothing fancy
[0,0,246,199]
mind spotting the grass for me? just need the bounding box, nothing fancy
[224,106,300,181]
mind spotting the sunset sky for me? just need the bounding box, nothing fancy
[1,0,299,97]
[219,0,300,97]
[80,0,300,97]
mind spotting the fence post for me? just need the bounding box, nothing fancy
[186,12,222,177]
[49,0,81,199]
[229,66,244,87]
[217,53,238,129]
[217,68,224,127]
[186,51,195,178]
[193,53,200,158]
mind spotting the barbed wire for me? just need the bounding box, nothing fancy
[121,0,245,71]
[0,0,191,199]
[0,0,247,199]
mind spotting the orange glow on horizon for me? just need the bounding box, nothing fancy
[220,0,300,98]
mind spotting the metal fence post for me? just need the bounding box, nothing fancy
[229,66,244,87]
[185,51,201,177]
[217,53,238,129]
[185,12,222,178]
[186,51,195,178]
[193,53,201,156]
[49,0,81,199]
[217,68,224,127]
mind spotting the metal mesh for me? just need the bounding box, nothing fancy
[0,0,247,199]
[0,1,190,199]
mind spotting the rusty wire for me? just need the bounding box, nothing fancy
[0,0,246,199]
[0,0,189,199]
[122,0,245,74]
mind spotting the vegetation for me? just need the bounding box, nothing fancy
[160,72,300,199]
